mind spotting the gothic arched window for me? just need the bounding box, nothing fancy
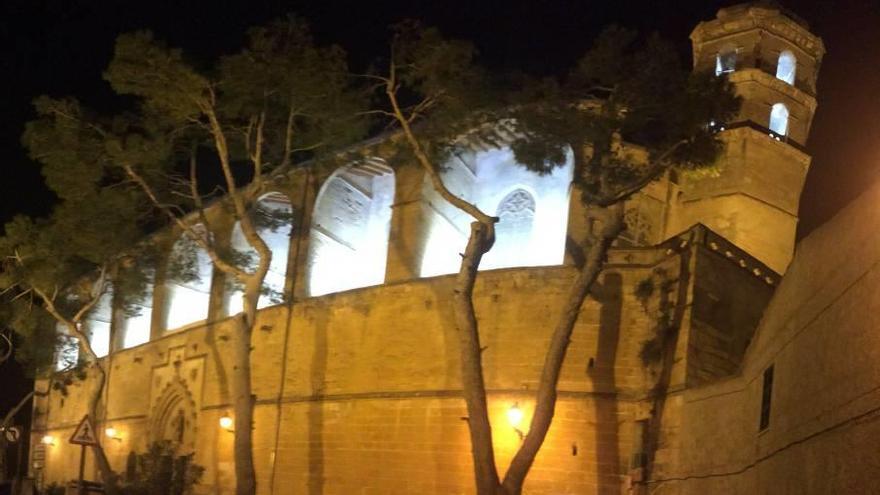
[483,188,537,269]
[226,193,294,314]
[769,103,789,136]
[715,46,737,75]
[775,50,797,85]
[307,161,395,296]
[419,145,573,277]
[84,289,113,358]
[121,275,154,349]
[165,226,213,330]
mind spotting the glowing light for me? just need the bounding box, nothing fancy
[104,427,117,438]
[219,415,234,431]
[507,403,524,428]
[40,435,55,446]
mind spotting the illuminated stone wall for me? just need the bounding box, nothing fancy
[30,228,777,494]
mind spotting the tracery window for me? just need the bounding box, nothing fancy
[483,188,537,269]
[769,103,789,136]
[226,193,294,314]
[307,161,395,296]
[775,50,796,85]
[420,146,574,276]
[165,226,213,330]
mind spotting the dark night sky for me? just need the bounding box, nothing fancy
[1,0,879,405]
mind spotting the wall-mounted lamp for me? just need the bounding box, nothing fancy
[219,414,234,433]
[507,403,525,441]
[40,434,56,446]
[104,427,122,442]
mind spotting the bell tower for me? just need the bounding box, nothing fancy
[666,3,825,273]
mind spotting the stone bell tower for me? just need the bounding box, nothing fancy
[665,3,825,273]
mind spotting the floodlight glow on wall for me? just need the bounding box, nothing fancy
[219,414,234,432]
[40,434,55,446]
[507,403,525,441]
[104,427,122,442]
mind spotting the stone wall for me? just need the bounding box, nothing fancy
[655,181,880,494]
[30,229,777,494]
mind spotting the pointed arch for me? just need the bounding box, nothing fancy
[165,226,213,330]
[226,192,294,314]
[776,50,797,85]
[420,145,574,276]
[306,160,395,296]
[769,103,789,136]
[151,377,198,454]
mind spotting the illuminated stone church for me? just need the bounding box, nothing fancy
[32,4,880,494]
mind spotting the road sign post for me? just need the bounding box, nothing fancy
[69,415,100,495]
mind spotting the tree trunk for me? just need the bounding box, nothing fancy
[502,203,624,494]
[231,282,259,495]
[453,222,503,494]
[87,362,120,495]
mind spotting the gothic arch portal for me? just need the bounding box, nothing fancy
[150,377,198,454]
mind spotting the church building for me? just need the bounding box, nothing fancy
[30,4,880,494]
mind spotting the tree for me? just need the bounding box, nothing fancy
[0,114,158,493]
[94,17,363,495]
[374,24,739,494]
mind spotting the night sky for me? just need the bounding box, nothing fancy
[1,0,879,406]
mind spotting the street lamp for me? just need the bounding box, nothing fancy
[40,434,56,446]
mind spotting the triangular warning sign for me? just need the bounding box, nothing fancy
[69,415,99,446]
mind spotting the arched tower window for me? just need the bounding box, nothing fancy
[769,103,789,136]
[226,193,294,314]
[775,50,797,85]
[165,226,213,330]
[715,46,737,75]
[306,161,395,297]
[84,289,113,358]
[420,145,574,276]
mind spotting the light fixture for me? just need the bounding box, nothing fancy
[40,434,55,446]
[507,403,525,441]
[104,427,122,442]
[219,414,234,432]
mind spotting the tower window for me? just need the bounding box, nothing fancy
[759,364,774,431]
[776,50,797,85]
[769,103,789,136]
[715,47,737,75]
